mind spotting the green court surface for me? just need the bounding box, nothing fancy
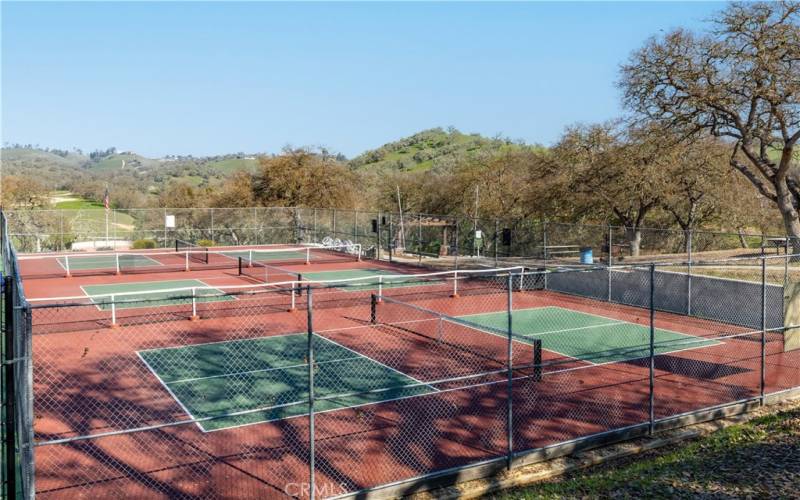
[138,334,433,431]
[302,268,434,291]
[458,306,720,364]
[82,279,232,310]
[221,249,308,262]
[59,253,161,271]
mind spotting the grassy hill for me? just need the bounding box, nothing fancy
[349,127,543,172]
[0,148,89,190]
[2,147,262,194]
[87,153,162,173]
[206,157,259,174]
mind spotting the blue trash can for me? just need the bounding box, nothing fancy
[580,247,593,264]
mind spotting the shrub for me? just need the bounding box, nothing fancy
[132,239,156,249]
[197,239,215,248]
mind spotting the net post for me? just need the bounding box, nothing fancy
[648,264,655,436]
[110,295,118,328]
[370,294,377,323]
[306,286,316,500]
[377,276,383,301]
[64,254,71,278]
[4,276,17,499]
[115,253,121,275]
[288,280,297,312]
[238,257,243,276]
[532,338,542,382]
[451,271,459,298]
[184,251,189,272]
[305,248,311,265]
[248,249,253,267]
[506,271,514,469]
[190,288,199,321]
[761,257,766,405]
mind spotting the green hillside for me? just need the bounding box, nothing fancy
[206,157,259,174]
[0,148,89,190]
[2,147,263,195]
[87,153,161,173]
[349,127,543,172]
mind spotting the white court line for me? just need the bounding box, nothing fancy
[168,355,365,384]
[314,334,438,391]
[517,321,629,338]
[57,253,163,272]
[454,306,722,366]
[136,351,205,432]
[80,279,232,313]
[137,332,440,433]
[138,330,305,353]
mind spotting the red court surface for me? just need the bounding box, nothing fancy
[20,252,800,499]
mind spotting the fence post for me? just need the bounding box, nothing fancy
[313,208,318,244]
[761,257,767,405]
[494,219,499,268]
[454,220,459,271]
[307,286,315,499]
[785,237,790,287]
[543,221,548,290]
[375,211,381,261]
[4,276,17,499]
[506,272,514,469]
[418,214,423,265]
[253,207,259,245]
[687,229,693,315]
[607,225,613,302]
[648,264,655,435]
[388,216,393,263]
[163,208,168,248]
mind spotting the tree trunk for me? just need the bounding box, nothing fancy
[737,229,749,249]
[775,186,800,258]
[625,227,642,257]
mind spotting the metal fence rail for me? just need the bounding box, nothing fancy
[4,207,800,499]
[5,206,793,265]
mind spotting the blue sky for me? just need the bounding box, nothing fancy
[2,1,723,158]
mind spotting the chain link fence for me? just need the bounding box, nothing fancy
[5,208,800,498]
[7,207,794,267]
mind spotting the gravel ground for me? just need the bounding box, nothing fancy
[493,406,800,499]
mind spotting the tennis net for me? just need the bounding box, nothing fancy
[16,243,362,279]
[369,295,542,380]
[238,257,302,295]
[175,239,209,264]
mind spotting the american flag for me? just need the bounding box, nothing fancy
[103,188,110,210]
